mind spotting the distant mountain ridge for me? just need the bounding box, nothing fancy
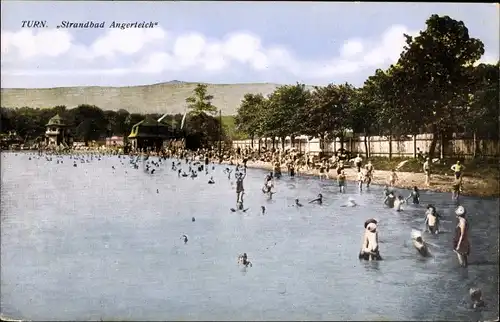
[0,81,315,115]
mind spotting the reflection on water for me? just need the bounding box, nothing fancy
[1,152,499,321]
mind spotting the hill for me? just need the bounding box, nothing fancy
[0,81,314,115]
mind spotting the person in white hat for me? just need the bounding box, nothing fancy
[359,220,382,261]
[453,205,470,267]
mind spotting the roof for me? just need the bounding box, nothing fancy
[47,114,66,126]
[128,117,172,138]
[132,116,169,128]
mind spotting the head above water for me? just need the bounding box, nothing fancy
[366,223,377,232]
[455,205,466,217]
[469,288,482,300]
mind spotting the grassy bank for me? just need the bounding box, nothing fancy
[369,156,499,180]
[244,157,499,198]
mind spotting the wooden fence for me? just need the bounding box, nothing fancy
[232,133,500,159]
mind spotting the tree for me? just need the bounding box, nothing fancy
[305,83,354,152]
[235,93,266,146]
[67,104,107,143]
[264,83,310,149]
[348,87,381,158]
[185,84,217,116]
[465,62,500,139]
[393,14,485,158]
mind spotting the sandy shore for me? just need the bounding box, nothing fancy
[243,160,499,198]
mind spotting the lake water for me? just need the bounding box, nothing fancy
[1,152,498,321]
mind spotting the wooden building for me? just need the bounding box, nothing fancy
[128,117,179,152]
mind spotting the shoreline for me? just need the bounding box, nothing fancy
[2,150,498,198]
[242,160,500,198]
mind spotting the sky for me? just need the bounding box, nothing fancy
[1,1,498,89]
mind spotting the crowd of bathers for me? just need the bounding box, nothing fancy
[16,146,496,318]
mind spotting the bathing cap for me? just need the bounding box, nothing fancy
[455,206,466,216]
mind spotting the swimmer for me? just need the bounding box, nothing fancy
[394,195,405,212]
[412,235,430,257]
[192,217,196,222]
[384,192,396,208]
[406,186,420,204]
[208,177,215,184]
[309,193,323,205]
[294,199,303,207]
[261,206,266,215]
[469,288,485,309]
[238,253,253,267]
[338,170,346,193]
[181,234,188,244]
[359,222,382,261]
[156,189,159,194]
[341,197,357,207]
[425,204,440,234]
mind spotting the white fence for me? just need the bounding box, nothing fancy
[232,134,500,159]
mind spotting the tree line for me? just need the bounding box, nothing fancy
[234,15,499,159]
[1,83,228,147]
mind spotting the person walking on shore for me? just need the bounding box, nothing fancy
[423,158,431,186]
[451,161,465,182]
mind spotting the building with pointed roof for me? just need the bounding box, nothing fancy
[45,114,71,148]
[128,116,179,152]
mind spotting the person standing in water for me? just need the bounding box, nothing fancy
[425,205,440,234]
[353,154,363,172]
[453,206,470,268]
[423,158,431,186]
[364,161,374,188]
[357,170,364,191]
[359,222,382,261]
[236,169,247,204]
[338,170,346,193]
[384,191,396,208]
[388,169,398,187]
[406,186,420,204]
[452,178,462,200]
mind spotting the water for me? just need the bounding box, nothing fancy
[1,152,498,321]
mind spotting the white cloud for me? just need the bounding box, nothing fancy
[340,39,364,57]
[1,29,73,59]
[90,28,166,59]
[1,24,422,81]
